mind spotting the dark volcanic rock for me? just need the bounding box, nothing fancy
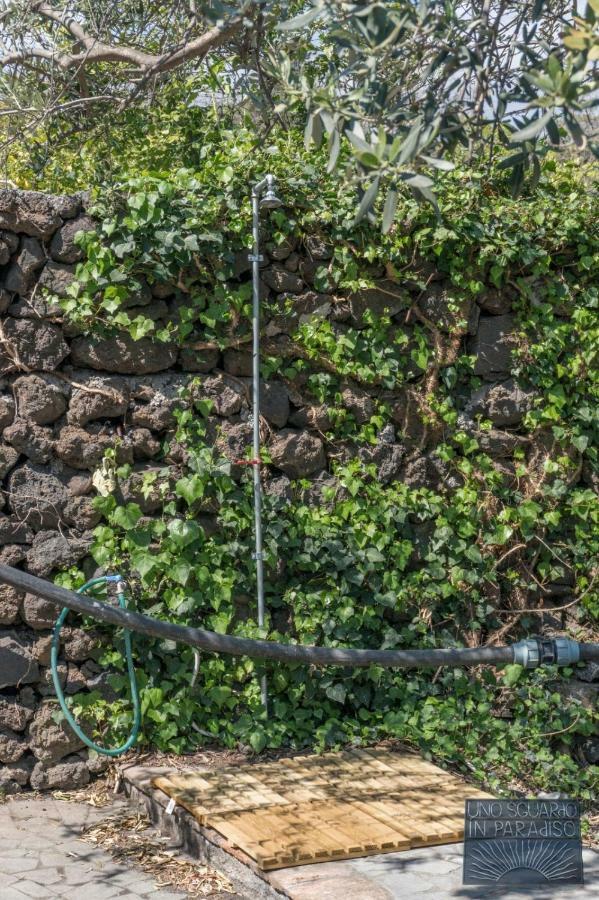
[341,386,374,424]
[0,759,34,793]
[260,381,290,428]
[120,468,166,514]
[263,475,293,504]
[269,429,326,479]
[26,530,91,577]
[3,420,54,463]
[63,495,101,529]
[0,190,80,235]
[0,515,33,545]
[67,373,129,425]
[37,260,75,297]
[62,627,100,662]
[54,425,117,470]
[551,680,598,711]
[348,280,408,327]
[0,190,62,238]
[417,287,476,334]
[13,374,68,424]
[0,634,39,688]
[0,229,19,261]
[0,189,67,238]
[288,405,332,431]
[128,428,161,460]
[28,703,85,764]
[390,387,443,451]
[477,288,513,316]
[7,292,62,320]
[0,318,69,372]
[0,695,34,732]
[261,265,304,294]
[130,374,189,431]
[223,349,253,377]
[21,593,60,630]
[30,757,90,791]
[4,236,46,293]
[469,314,517,380]
[70,332,177,374]
[270,291,332,335]
[0,443,20,479]
[49,214,95,263]
[0,727,26,763]
[0,584,22,625]
[0,393,15,429]
[7,463,69,530]
[359,441,406,484]
[215,421,253,476]
[457,414,529,457]
[0,544,27,567]
[196,375,243,418]
[401,453,460,491]
[576,661,599,682]
[304,234,333,260]
[178,346,220,372]
[582,737,599,765]
[466,378,536,427]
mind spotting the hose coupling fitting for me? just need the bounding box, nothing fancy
[104,574,123,583]
[513,637,580,669]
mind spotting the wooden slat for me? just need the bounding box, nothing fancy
[153,749,493,870]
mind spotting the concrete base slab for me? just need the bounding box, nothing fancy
[122,766,599,900]
[270,845,599,899]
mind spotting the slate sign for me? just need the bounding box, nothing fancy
[463,798,583,886]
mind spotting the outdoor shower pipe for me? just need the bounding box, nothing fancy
[1,564,597,669]
[250,174,283,712]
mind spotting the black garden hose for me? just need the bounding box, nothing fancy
[2,564,597,669]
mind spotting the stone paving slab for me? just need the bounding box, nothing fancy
[269,843,599,899]
[0,794,188,899]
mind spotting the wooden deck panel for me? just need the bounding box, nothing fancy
[153,748,492,869]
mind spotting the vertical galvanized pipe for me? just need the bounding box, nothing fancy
[251,189,268,712]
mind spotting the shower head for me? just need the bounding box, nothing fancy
[260,189,283,209]
[259,174,282,209]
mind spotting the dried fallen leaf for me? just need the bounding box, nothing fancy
[80,810,234,897]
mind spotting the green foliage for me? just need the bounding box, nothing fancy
[274,0,599,213]
[68,438,598,796]
[49,145,598,800]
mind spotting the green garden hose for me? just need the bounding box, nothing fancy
[50,574,141,757]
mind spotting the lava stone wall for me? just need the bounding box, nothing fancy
[0,188,596,793]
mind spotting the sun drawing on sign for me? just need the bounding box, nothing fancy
[468,840,579,882]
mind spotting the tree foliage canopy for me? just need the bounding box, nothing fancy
[1,1,597,218]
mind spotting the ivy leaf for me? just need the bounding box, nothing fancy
[249,728,267,752]
[131,551,157,579]
[325,684,347,704]
[503,664,523,687]
[168,519,201,548]
[171,560,193,586]
[111,503,142,530]
[175,475,205,505]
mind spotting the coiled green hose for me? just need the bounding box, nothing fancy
[50,574,141,757]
